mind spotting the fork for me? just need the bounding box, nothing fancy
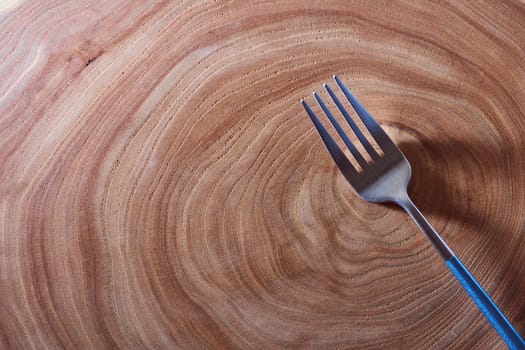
[301,76,525,349]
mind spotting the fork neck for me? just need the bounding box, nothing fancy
[395,194,454,260]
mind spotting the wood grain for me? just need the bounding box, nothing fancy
[1,1,525,348]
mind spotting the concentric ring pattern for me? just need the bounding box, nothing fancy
[1,1,525,349]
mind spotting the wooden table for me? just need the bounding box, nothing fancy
[1,1,524,348]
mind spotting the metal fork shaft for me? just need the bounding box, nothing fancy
[397,196,453,260]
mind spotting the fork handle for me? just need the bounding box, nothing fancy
[400,198,525,349]
[446,256,525,349]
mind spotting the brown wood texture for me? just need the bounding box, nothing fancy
[1,1,525,349]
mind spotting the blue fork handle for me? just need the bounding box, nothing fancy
[446,256,525,349]
[401,198,524,348]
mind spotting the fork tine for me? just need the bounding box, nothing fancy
[313,92,368,170]
[301,100,359,177]
[333,75,395,149]
[323,83,380,161]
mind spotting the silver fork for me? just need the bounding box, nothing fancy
[301,76,525,349]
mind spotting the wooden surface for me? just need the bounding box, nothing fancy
[1,1,525,349]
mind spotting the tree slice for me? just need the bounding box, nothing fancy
[1,1,524,349]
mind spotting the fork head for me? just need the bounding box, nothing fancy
[301,76,412,204]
